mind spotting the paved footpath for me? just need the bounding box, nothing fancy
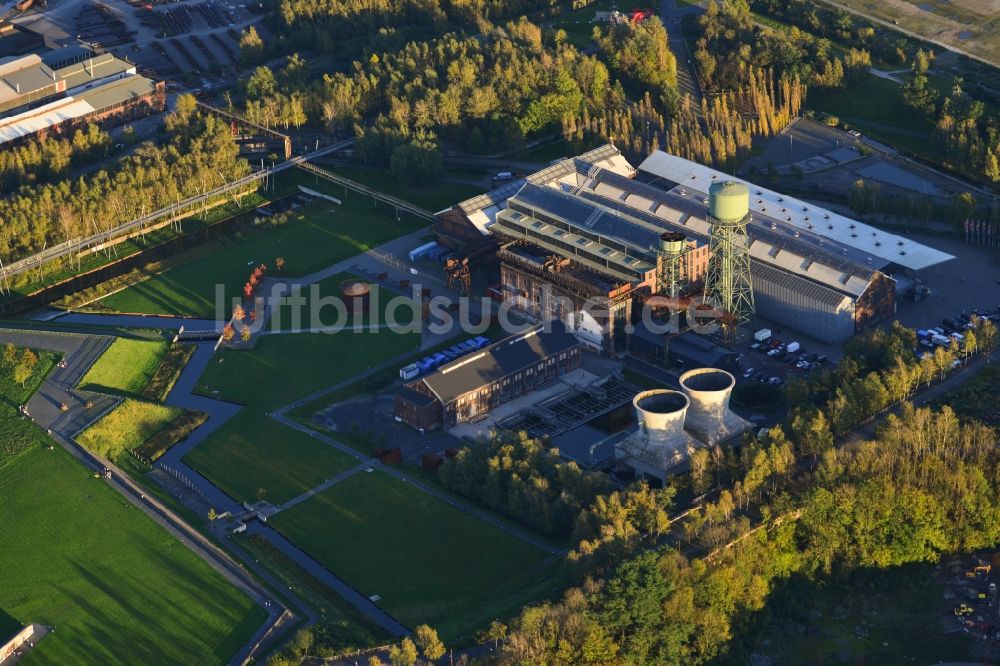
[272,413,562,556]
[0,327,120,437]
[0,327,288,666]
[52,312,221,331]
[3,227,542,649]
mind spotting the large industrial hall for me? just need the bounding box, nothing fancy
[0,43,164,147]
[435,144,955,346]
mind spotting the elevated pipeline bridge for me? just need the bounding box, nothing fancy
[295,162,435,222]
[0,140,353,289]
[196,102,293,160]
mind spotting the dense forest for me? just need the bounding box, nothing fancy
[235,8,804,182]
[0,96,248,263]
[428,317,1000,664]
[439,431,612,537]
[485,403,998,665]
[259,0,571,57]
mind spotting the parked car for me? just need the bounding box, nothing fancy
[743,368,755,379]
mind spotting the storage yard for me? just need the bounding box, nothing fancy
[12,0,265,79]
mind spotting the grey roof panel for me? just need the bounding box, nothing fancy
[419,322,579,404]
[75,76,155,111]
[3,64,56,95]
[751,260,854,308]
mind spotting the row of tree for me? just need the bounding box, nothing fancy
[784,318,996,441]
[0,124,110,192]
[0,95,248,263]
[558,64,804,171]
[266,624,446,666]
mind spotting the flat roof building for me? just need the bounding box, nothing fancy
[0,44,162,147]
[437,145,954,344]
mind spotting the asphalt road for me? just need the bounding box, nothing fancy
[660,0,704,110]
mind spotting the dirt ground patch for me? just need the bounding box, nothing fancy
[819,0,1000,68]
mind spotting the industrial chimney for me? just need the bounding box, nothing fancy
[678,368,751,445]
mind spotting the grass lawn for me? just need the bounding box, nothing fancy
[807,74,937,157]
[76,398,183,460]
[269,272,416,333]
[270,471,562,640]
[237,533,389,651]
[184,412,358,505]
[0,441,265,665]
[77,338,169,395]
[329,165,486,213]
[98,190,425,318]
[197,327,421,411]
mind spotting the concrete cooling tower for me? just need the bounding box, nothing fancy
[615,389,701,481]
[678,368,752,445]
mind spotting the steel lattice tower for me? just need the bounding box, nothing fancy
[656,231,690,299]
[703,181,755,341]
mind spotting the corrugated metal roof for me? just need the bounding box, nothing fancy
[3,64,56,96]
[638,150,954,271]
[0,74,155,146]
[75,75,155,111]
[751,260,855,308]
[418,322,580,404]
[0,96,95,144]
[40,45,94,69]
[60,57,134,92]
[447,144,633,234]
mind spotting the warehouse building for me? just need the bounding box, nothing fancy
[0,45,163,147]
[395,322,581,430]
[437,145,953,345]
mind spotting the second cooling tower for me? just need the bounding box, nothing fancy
[678,368,752,445]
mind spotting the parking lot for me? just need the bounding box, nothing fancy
[732,229,999,389]
[894,232,1000,334]
[736,329,834,389]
